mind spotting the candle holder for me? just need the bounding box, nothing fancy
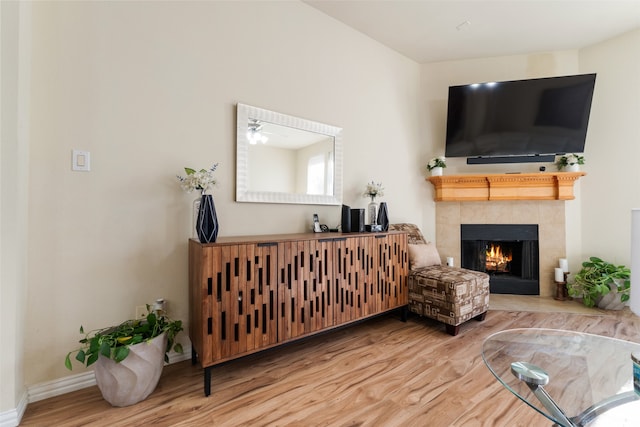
[554,272,571,301]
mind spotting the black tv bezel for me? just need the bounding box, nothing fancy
[444,73,597,164]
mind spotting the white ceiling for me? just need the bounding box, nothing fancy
[302,0,640,63]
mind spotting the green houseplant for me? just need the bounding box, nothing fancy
[567,257,631,308]
[555,153,584,171]
[65,305,183,406]
[427,156,447,177]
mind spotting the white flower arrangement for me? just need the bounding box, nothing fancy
[427,156,447,171]
[363,181,384,201]
[555,154,584,170]
[177,164,219,194]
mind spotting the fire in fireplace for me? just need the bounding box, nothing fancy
[461,224,539,295]
[486,243,513,273]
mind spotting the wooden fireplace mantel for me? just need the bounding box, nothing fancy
[427,171,586,202]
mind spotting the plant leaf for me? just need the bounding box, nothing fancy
[89,338,100,353]
[86,352,99,367]
[114,346,129,363]
[146,312,157,327]
[117,336,132,345]
[174,343,183,354]
[99,341,111,358]
[184,167,196,175]
[65,354,73,370]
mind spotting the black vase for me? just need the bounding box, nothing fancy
[378,202,389,232]
[196,194,219,243]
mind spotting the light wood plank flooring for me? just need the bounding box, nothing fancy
[21,303,640,426]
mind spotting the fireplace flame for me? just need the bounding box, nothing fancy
[486,243,512,272]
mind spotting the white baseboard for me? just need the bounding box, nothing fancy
[2,345,192,426]
[28,371,97,403]
[167,344,192,365]
[28,345,192,403]
[0,391,27,427]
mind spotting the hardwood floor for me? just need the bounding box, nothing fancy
[21,306,640,426]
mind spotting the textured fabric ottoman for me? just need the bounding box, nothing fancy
[390,223,490,336]
[408,265,490,336]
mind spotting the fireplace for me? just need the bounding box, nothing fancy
[461,224,539,295]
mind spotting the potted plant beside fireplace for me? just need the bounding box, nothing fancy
[567,257,630,309]
[65,305,183,406]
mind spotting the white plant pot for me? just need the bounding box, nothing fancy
[596,280,627,311]
[94,332,167,407]
[431,167,443,176]
[566,164,580,172]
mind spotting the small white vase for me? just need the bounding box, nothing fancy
[368,200,378,225]
[192,197,201,239]
[565,164,580,172]
[431,167,443,176]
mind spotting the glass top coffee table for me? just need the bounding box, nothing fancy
[482,328,640,426]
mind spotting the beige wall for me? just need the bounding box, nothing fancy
[578,29,640,266]
[21,0,423,390]
[3,0,639,420]
[419,29,639,285]
[1,0,30,415]
[421,50,580,244]
[421,51,581,178]
[420,51,584,270]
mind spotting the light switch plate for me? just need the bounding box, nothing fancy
[72,150,90,171]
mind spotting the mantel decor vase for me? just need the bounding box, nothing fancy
[566,164,580,172]
[431,167,443,176]
[368,199,378,225]
[94,332,167,407]
[378,202,389,232]
[196,194,219,243]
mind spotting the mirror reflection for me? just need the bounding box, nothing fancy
[236,103,343,205]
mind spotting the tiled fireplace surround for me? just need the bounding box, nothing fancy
[434,200,566,297]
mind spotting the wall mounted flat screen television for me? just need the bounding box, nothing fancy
[445,74,596,163]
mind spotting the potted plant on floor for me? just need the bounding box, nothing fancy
[65,305,183,407]
[567,257,631,309]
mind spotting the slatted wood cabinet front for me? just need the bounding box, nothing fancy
[189,231,408,395]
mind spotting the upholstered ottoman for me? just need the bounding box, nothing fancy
[408,265,490,336]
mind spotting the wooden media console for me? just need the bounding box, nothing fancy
[188,231,409,396]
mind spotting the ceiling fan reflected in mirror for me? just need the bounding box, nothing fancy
[247,119,269,145]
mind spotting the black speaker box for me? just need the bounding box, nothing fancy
[341,205,351,233]
[350,209,365,233]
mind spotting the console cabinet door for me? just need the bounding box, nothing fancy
[279,239,334,341]
[333,236,369,323]
[208,243,278,362]
[372,233,409,310]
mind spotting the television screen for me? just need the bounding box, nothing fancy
[444,74,596,160]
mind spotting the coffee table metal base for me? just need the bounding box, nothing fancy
[511,361,638,427]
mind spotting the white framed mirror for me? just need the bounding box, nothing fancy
[236,103,343,205]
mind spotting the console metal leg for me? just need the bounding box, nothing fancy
[512,361,639,426]
[204,366,212,397]
[401,305,408,322]
[191,347,197,365]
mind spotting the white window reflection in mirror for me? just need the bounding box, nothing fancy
[236,103,343,205]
